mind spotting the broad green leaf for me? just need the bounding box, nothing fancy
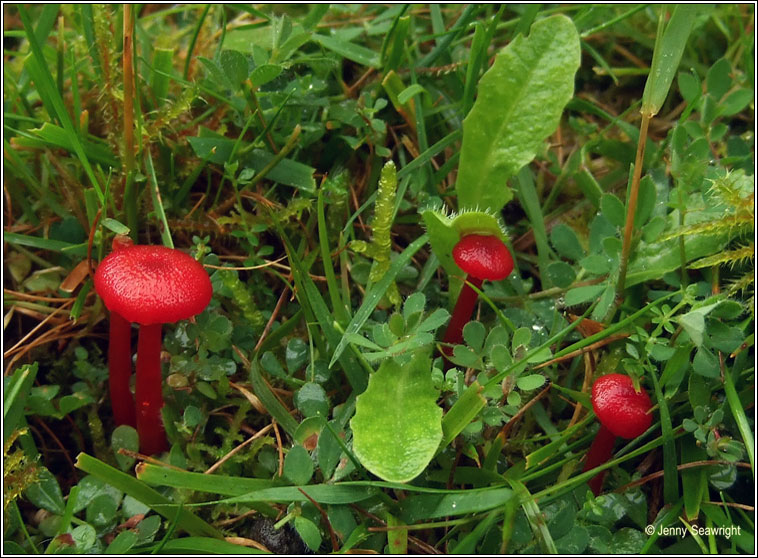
[550,224,584,261]
[463,321,486,353]
[106,531,138,555]
[220,49,249,85]
[416,308,450,332]
[25,467,65,515]
[351,351,442,483]
[294,382,329,418]
[293,516,322,552]
[456,15,580,212]
[706,58,732,100]
[625,211,727,286]
[545,261,576,288]
[250,63,282,87]
[600,193,625,228]
[111,425,139,471]
[693,346,720,378]
[283,445,314,486]
[565,284,606,307]
[516,374,546,391]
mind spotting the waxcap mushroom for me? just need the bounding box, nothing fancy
[453,234,514,281]
[94,244,212,325]
[592,373,652,439]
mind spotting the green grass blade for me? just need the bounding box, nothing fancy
[724,360,755,473]
[77,5,101,77]
[462,6,504,116]
[311,34,379,67]
[440,382,486,449]
[532,428,687,504]
[415,5,478,69]
[3,363,39,442]
[524,413,595,469]
[54,485,79,538]
[156,537,268,554]
[515,167,553,286]
[579,5,647,38]
[13,122,118,167]
[509,479,557,554]
[18,5,103,203]
[648,367,679,504]
[318,189,348,323]
[680,437,708,521]
[275,221,368,392]
[16,3,59,90]
[144,150,173,248]
[214,484,378,506]
[150,47,174,107]
[641,5,699,116]
[136,463,276,496]
[640,500,684,553]
[183,5,211,80]
[450,510,498,554]
[397,486,513,523]
[4,232,87,256]
[74,453,222,538]
[250,357,300,437]
[329,233,429,368]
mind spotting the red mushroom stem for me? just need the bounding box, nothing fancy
[439,234,513,370]
[106,235,136,427]
[441,275,484,354]
[582,423,617,496]
[135,323,168,456]
[108,311,136,427]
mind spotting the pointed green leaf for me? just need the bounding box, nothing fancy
[351,352,442,482]
[642,5,699,115]
[456,15,580,212]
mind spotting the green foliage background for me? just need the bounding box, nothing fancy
[3,4,754,555]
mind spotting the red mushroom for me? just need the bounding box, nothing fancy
[583,373,653,495]
[440,234,514,365]
[94,244,212,455]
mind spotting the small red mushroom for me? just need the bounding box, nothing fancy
[583,373,653,495]
[94,243,212,455]
[440,234,514,366]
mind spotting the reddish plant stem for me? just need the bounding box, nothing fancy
[108,311,136,427]
[441,276,483,368]
[136,323,168,455]
[583,424,617,496]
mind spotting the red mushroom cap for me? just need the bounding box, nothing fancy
[592,374,653,439]
[94,245,212,326]
[453,234,514,281]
